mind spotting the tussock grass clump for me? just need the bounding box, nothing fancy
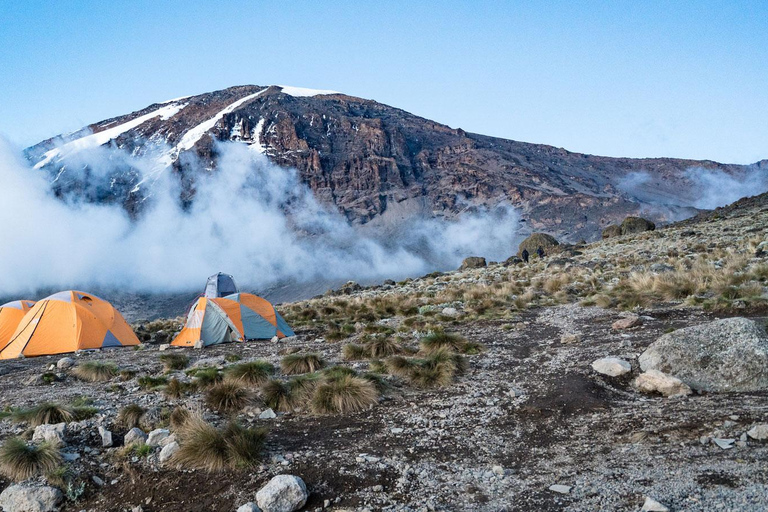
[408,364,455,388]
[224,361,274,386]
[369,359,387,374]
[138,375,168,390]
[342,344,369,361]
[385,356,419,378]
[367,336,402,358]
[287,374,320,400]
[11,401,99,426]
[163,377,192,399]
[72,361,118,382]
[361,372,389,392]
[225,354,242,363]
[281,353,325,375]
[12,403,73,426]
[419,331,482,355]
[173,415,266,471]
[187,367,222,388]
[205,381,251,414]
[322,366,358,382]
[261,379,293,412]
[169,407,191,430]
[159,353,189,371]
[311,375,379,414]
[0,438,61,481]
[117,404,146,429]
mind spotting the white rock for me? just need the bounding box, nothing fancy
[237,503,261,512]
[560,333,582,344]
[712,438,735,449]
[124,427,147,446]
[92,475,105,486]
[747,424,768,440]
[270,336,280,343]
[0,483,63,512]
[56,357,75,370]
[548,484,571,494]
[256,475,308,512]
[146,428,170,447]
[158,344,170,351]
[259,408,277,419]
[390,428,404,434]
[98,426,113,447]
[641,496,669,511]
[634,370,692,397]
[159,441,180,463]
[32,423,66,445]
[591,357,631,377]
[441,307,459,317]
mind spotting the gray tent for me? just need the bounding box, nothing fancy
[204,272,239,298]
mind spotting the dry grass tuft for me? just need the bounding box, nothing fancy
[367,337,402,358]
[117,404,146,429]
[223,361,274,386]
[169,407,191,430]
[159,353,189,371]
[163,378,192,399]
[281,353,325,375]
[311,375,379,414]
[12,403,73,426]
[260,379,294,412]
[173,415,266,471]
[0,438,61,481]
[342,344,369,361]
[205,381,251,414]
[72,361,118,382]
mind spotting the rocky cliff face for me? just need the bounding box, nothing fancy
[25,84,766,241]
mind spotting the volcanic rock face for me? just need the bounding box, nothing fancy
[25,85,766,241]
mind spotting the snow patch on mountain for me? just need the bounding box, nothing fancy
[34,102,187,169]
[158,88,268,167]
[279,85,340,97]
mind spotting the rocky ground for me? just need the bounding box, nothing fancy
[0,194,767,511]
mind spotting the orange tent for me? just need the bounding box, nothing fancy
[172,293,293,348]
[0,300,36,352]
[0,291,140,359]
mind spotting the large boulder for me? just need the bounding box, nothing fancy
[620,216,655,235]
[256,475,308,512]
[639,317,768,392]
[459,256,486,270]
[517,233,559,258]
[0,482,63,512]
[601,225,622,239]
[32,423,66,445]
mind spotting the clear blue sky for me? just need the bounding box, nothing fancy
[0,0,766,163]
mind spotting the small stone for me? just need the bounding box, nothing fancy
[270,336,280,343]
[98,426,113,448]
[56,357,75,370]
[61,452,80,461]
[699,436,710,445]
[259,408,277,419]
[441,307,459,318]
[32,423,66,445]
[634,370,692,397]
[92,475,105,486]
[591,357,631,377]
[158,344,170,351]
[560,333,581,344]
[193,340,204,349]
[237,503,261,512]
[390,428,404,434]
[712,438,735,449]
[612,315,642,330]
[492,465,505,476]
[548,484,571,494]
[641,496,669,511]
[256,475,308,512]
[372,485,384,492]
[747,424,768,440]
[0,483,63,512]
[146,428,170,447]
[159,441,180,463]
[124,427,147,446]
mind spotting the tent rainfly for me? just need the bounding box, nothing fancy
[0,291,140,359]
[172,293,294,348]
[0,300,36,353]
[204,272,239,298]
